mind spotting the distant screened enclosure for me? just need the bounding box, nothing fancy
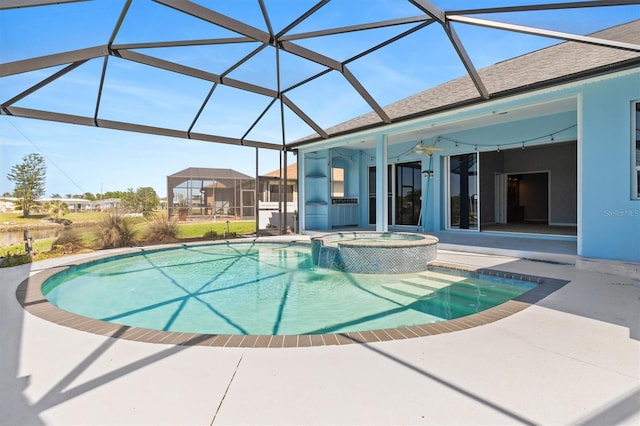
[167,168,255,220]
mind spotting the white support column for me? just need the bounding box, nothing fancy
[375,134,388,232]
[576,93,583,257]
[255,147,260,232]
[298,152,306,232]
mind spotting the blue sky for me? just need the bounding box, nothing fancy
[1,0,637,198]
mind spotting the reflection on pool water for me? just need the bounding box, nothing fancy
[43,242,535,336]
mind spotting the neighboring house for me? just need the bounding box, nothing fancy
[294,21,640,262]
[259,163,298,203]
[167,168,256,220]
[39,198,93,213]
[0,197,17,213]
[258,163,298,231]
[1,197,101,214]
[92,198,121,212]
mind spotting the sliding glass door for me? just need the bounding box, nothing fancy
[369,162,421,226]
[368,165,392,225]
[395,162,422,226]
[448,153,478,230]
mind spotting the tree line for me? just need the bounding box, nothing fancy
[5,153,161,218]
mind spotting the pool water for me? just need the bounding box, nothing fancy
[43,242,535,336]
[322,232,424,244]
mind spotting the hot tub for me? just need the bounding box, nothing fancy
[311,231,438,273]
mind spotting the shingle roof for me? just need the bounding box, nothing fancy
[261,163,298,180]
[168,167,252,180]
[295,20,640,145]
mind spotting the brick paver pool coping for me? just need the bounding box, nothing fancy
[15,250,569,348]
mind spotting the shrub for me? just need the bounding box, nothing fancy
[50,229,83,254]
[52,228,81,246]
[0,252,32,268]
[203,229,238,239]
[203,229,218,239]
[95,213,136,249]
[144,215,178,243]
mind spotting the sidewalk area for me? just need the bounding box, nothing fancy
[1,237,638,425]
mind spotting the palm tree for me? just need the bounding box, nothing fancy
[45,199,69,222]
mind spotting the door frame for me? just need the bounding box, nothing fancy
[445,152,480,231]
[368,164,393,226]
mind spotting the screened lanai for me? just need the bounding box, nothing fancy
[1,1,639,234]
[2,1,638,148]
[167,167,255,220]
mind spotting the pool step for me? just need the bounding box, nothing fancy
[381,281,436,304]
[381,270,528,310]
[420,270,531,295]
[380,281,510,318]
[409,294,483,319]
[442,283,518,305]
[417,270,467,285]
[405,275,455,290]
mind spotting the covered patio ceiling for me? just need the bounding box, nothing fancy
[1,0,639,152]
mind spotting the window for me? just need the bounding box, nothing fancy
[331,167,345,197]
[634,102,640,199]
[269,184,294,202]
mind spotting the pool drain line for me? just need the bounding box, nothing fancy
[211,354,244,425]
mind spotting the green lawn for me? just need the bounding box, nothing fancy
[0,211,110,224]
[0,212,256,260]
[0,238,57,256]
[177,221,256,238]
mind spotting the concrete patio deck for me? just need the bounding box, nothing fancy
[1,235,638,425]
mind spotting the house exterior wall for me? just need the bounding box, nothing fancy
[298,68,640,262]
[580,72,640,261]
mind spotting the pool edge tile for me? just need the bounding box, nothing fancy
[269,335,285,348]
[239,335,259,348]
[16,244,568,349]
[253,335,272,348]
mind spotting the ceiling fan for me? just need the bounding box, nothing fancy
[414,143,444,156]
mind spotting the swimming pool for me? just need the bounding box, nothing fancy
[41,242,536,336]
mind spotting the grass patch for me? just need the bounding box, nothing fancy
[0,211,161,227]
[0,238,57,257]
[0,212,49,225]
[0,211,111,224]
[0,237,74,267]
[177,221,255,239]
[1,217,257,267]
